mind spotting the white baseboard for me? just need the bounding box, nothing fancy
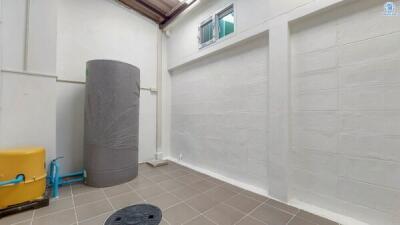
[165,156,269,197]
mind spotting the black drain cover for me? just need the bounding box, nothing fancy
[105,204,162,225]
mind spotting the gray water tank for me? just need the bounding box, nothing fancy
[84,60,140,187]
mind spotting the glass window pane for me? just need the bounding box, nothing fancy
[218,9,234,38]
[200,20,213,44]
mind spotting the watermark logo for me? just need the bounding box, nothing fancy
[384,2,396,16]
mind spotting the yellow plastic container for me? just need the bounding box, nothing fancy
[0,147,46,209]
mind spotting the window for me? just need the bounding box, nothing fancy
[198,4,235,48]
[199,18,214,46]
[217,6,234,39]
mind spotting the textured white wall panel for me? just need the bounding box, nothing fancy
[336,178,400,214]
[338,33,400,66]
[56,82,85,173]
[2,0,26,70]
[170,35,269,190]
[290,0,400,224]
[292,48,338,74]
[0,73,57,165]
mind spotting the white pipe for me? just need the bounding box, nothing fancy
[155,29,163,160]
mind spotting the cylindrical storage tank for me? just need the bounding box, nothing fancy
[84,60,140,187]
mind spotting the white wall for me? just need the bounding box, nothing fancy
[165,0,400,224]
[290,1,400,224]
[0,72,57,163]
[56,0,159,169]
[56,82,85,173]
[166,0,313,69]
[56,0,158,84]
[0,0,160,172]
[0,0,57,164]
[170,35,269,191]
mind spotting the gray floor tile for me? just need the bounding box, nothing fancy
[205,177,226,186]
[185,193,219,213]
[71,184,99,196]
[189,179,218,193]
[237,216,267,225]
[163,203,199,225]
[34,197,73,217]
[297,210,339,225]
[224,194,262,213]
[103,183,132,198]
[135,185,165,200]
[79,212,113,225]
[204,186,238,203]
[141,169,165,178]
[127,176,155,190]
[250,203,294,225]
[73,190,106,207]
[75,199,113,222]
[267,199,299,215]
[221,183,244,193]
[13,221,32,225]
[203,203,245,225]
[146,193,181,211]
[108,192,144,209]
[164,169,190,178]
[175,174,204,184]
[32,209,76,225]
[171,186,200,201]
[240,190,269,202]
[0,210,33,225]
[148,174,173,183]
[288,216,318,225]
[158,179,187,192]
[183,215,217,225]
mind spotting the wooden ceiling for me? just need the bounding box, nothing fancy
[118,0,196,29]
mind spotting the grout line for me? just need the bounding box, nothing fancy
[30,207,35,225]
[233,198,269,225]
[76,211,112,224]
[285,215,297,225]
[8,219,32,225]
[284,204,300,225]
[103,189,115,211]
[185,201,220,225]
[263,201,300,217]
[33,207,75,219]
[69,185,79,225]
[71,196,107,209]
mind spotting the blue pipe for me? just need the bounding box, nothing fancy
[0,174,24,186]
[60,171,84,178]
[48,157,85,198]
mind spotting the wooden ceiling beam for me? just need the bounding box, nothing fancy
[160,0,197,29]
[136,0,167,18]
[146,0,174,13]
[118,0,197,29]
[119,0,165,23]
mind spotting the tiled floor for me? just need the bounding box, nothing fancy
[1,161,340,225]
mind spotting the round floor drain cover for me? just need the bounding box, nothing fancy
[105,204,162,225]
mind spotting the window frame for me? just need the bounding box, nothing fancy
[198,4,235,49]
[216,4,235,40]
[198,16,215,48]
